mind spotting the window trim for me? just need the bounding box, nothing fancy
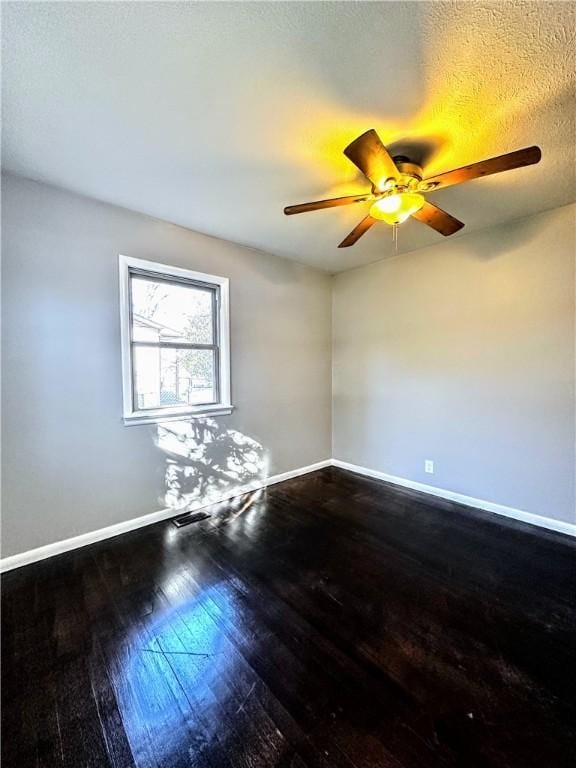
[119,254,232,425]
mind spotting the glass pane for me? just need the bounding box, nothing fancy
[133,346,216,409]
[130,275,215,344]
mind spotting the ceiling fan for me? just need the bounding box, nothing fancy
[284,129,541,247]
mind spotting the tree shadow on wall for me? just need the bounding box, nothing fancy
[155,418,267,511]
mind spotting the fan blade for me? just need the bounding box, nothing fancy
[284,193,372,215]
[338,215,377,248]
[424,146,541,191]
[412,202,464,236]
[344,129,399,189]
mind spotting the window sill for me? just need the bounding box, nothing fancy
[123,404,234,426]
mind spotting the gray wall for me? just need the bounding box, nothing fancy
[333,204,576,524]
[3,175,574,559]
[1,174,332,557]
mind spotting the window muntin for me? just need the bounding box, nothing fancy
[119,256,231,424]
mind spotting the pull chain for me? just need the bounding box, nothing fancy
[392,223,398,256]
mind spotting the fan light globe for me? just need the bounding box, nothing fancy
[370,192,425,225]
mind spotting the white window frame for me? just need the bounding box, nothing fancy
[119,255,232,425]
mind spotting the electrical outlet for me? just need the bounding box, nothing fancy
[424,460,434,474]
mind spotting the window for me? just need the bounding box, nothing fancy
[119,255,231,424]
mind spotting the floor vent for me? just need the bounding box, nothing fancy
[172,511,211,528]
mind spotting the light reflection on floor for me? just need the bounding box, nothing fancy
[110,484,281,764]
[113,585,238,764]
[163,489,267,551]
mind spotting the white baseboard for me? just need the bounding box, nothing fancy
[2,456,573,573]
[0,459,332,573]
[332,459,576,538]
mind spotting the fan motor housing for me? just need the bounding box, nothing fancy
[393,156,423,181]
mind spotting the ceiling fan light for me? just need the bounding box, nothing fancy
[370,192,425,225]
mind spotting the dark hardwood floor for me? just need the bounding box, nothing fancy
[2,467,576,767]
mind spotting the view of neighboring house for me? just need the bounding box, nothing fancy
[132,313,215,408]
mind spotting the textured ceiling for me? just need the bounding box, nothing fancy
[2,1,575,272]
